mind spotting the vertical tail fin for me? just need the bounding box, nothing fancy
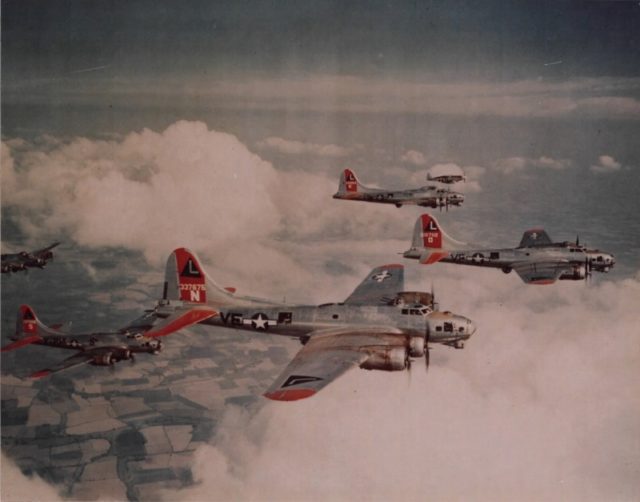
[410,214,467,264]
[336,168,361,195]
[163,248,239,307]
[15,304,60,338]
[2,305,59,351]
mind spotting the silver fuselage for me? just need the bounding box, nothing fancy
[194,303,476,346]
[404,244,615,272]
[333,186,464,208]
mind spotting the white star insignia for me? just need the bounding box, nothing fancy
[371,270,391,282]
[252,314,269,330]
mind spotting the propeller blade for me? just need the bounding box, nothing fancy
[585,256,592,283]
[425,325,431,372]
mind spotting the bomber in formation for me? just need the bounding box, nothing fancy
[1,242,60,274]
[333,168,464,209]
[403,214,615,284]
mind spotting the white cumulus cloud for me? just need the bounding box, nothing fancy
[400,149,428,166]
[590,155,622,174]
[493,156,572,175]
[1,122,408,301]
[256,137,355,157]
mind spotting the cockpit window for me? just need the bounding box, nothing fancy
[444,322,453,332]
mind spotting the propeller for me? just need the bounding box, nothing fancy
[425,323,431,372]
[585,256,592,283]
[576,234,580,247]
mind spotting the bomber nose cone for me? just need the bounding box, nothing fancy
[467,319,477,336]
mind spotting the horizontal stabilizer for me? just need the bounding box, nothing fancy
[144,307,218,338]
[1,335,43,352]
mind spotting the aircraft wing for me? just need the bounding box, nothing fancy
[30,351,96,379]
[513,261,570,285]
[344,264,404,305]
[32,242,60,256]
[264,326,404,401]
[142,307,218,338]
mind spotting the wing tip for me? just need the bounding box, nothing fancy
[30,369,51,379]
[263,389,317,401]
[529,279,556,285]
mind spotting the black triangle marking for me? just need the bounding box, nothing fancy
[282,375,324,388]
[180,258,202,278]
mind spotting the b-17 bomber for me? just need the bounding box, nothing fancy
[403,214,616,285]
[157,248,476,401]
[333,168,464,209]
[1,242,60,274]
[426,172,466,184]
[1,304,216,378]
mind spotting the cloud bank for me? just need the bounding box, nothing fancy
[7,76,640,120]
[1,121,408,301]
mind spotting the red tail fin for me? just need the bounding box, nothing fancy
[343,169,358,193]
[419,214,443,249]
[172,248,207,304]
[334,168,361,196]
[164,248,242,307]
[1,305,45,352]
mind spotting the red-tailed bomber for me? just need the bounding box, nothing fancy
[157,248,475,401]
[403,214,616,285]
[333,168,464,209]
[1,305,217,378]
[1,242,60,274]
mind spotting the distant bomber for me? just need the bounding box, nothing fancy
[427,172,466,184]
[333,168,464,209]
[403,214,615,285]
[1,304,213,378]
[1,242,60,274]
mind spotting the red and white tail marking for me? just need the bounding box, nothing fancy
[173,248,207,304]
[343,169,358,193]
[420,214,443,249]
[20,305,39,335]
